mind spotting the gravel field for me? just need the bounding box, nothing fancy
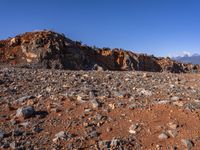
[0,67,200,149]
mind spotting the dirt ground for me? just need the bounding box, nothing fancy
[0,67,200,149]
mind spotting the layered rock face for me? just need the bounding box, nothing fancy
[0,30,199,73]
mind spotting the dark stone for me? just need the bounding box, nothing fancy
[16,106,35,118]
[12,130,24,137]
[0,130,6,138]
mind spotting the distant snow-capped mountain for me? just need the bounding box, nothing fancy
[173,54,200,64]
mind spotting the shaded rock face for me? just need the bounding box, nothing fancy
[0,30,200,73]
[138,55,162,72]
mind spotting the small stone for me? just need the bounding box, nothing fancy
[23,131,32,136]
[168,122,178,130]
[158,132,169,140]
[181,139,194,149]
[108,103,115,109]
[32,126,43,133]
[98,140,111,149]
[113,91,124,98]
[53,131,69,142]
[167,130,178,138]
[83,122,89,127]
[6,103,15,111]
[84,108,91,113]
[51,107,62,113]
[55,131,67,139]
[129,123,139,134]
[77,95,86,103]
[106,127,112,132]
[77,95,82,101]
[19,122,30,128]
[16,106,35,119]
[1,143,10,149]
[16,95,35,103]
[46,87,52,92]
[93,64,104,71]
[156,99,169,104]
[125,78,130,81]
[128,103,137,109]
[10,142,17,149]
[110,138,119,147]
[173,101,184,107]
[0,130,6,138]
[89,91,96,99]
[12,130,23,136]
[91,99,100,108]
[117,102,125,108]
[156,145,162,150]
[171,96,180,101]
[88,130,99,138]
[169,84,175,88]
[143,73,152,78]
[171,146,178,150]
[10,119,18,125]
[138,88,152,96]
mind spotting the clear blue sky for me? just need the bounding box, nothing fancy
[1,0,200,56]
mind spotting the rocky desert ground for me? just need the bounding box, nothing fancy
[0,31,200,150]
[0,66,200,149]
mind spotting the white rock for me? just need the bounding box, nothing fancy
[91,99,100,108]
[167,130,178,138]
[171,96,180,101]
[158,133,169,140]
[129,124,139,134]
[137,88,152,96]
[168,122,178,130]
[53,131,69,142]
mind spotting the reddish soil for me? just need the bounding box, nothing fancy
[0,67,200,149]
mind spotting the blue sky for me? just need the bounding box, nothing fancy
[1,0,200,57]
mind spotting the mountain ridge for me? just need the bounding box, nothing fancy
[173,54,200,65]
[0,30,200,73]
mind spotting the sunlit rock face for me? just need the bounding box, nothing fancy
[0,30,200,73]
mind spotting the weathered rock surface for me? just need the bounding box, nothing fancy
[0,30,200,73]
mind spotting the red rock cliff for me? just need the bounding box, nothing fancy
[0,30,199,73]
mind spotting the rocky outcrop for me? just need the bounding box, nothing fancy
[0,31,88,69]
[0,30,200,73]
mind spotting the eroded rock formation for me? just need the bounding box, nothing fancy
[0,30,199,73]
